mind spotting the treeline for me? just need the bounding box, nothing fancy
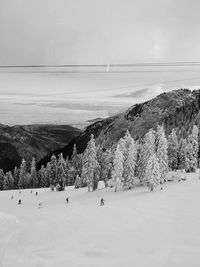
[0,125,198,191]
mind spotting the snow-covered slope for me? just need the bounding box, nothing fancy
[0,212,17,266]
[0,171,200,266]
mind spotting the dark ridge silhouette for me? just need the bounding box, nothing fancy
[0,124,81,172]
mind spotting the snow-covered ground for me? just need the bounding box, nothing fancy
[0,171,200,267]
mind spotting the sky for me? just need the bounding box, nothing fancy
[0,0,200,126]
[1,0,200,65]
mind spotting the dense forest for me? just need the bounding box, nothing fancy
[0,123,198,192]
[38,89,200,169]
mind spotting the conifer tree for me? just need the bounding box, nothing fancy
[145,154,161,191]
[64,157,71,185]
[0,169,4,190]
[71,145,78,169]
[37,168,42,187]
[156,125,168,183]
[118,137,126,154]
[76,154,83,177]
[185,125,199,172]
[18,158,27,189]
[45,162,51,186]
[57,153,67,190]
[111,142,124,192]
[96,146,112,187]
[67,166,76,186]
[74,174,82,189]
[39,165,48,187]
[13,167,19,189]
[65,156,71,171]
[81,134,99,191]
[178,138,187,170]
[96,145,104,180]
[102,148,113,187]
[168,129,178,170]
[70,145,82,184]
[137,129,156,184]
[123,131,137,188]
[30,157,38,188]
[4,171,14,190]
[135,143,143,181]
[49,154,57,186]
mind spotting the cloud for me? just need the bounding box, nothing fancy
[113,88,150,98]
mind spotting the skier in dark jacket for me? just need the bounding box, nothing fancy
[66,197,69,204]
[18,199,21,205]
[100,198,105,206]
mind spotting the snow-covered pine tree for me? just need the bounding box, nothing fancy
[76,154,83,177]
[156,125,168,183]
[185,125,199,172]
[103,148,113,187]
[74,174,82,189]
[67,166,76,186]
[168,129,178,170]
[13,166,19,189]
[70,146,83,184]
[137,128,156,184]
[0,169,4,190]
[118,137,126,154]
[64,157,71,185]
[39,165,49,187]
[71,144,78,168]
[45,162,51,186]
[123,131,137,188]
[111,142,124,192]
[178,138,187,170]
[81,134,99,191]
[136,143,144,181]
[96,146,112,187]
[37,168,42,187]
[4,171,14,190]
[18,158,27,189]
[30,157,38,188]
[25,172,32,188]
[96,145,104,178]
[57,153,67,190]
[145,154,161,191]
[49,154,58,186]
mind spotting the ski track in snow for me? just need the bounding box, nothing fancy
[0,171,200,266]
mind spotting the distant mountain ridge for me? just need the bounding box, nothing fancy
[38,88,200,168]
[0,124,81,171]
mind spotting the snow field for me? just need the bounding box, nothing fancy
[0,171,200,266]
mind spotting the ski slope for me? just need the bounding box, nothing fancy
[0,171,200,267]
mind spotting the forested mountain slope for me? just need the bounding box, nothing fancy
[38,89,200,168]
[0,124,81,171]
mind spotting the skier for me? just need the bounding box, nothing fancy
[30,190,33,194]
[18,199,21,205]
[38,202,43,208]
[66,197,69,204]
[19,191,21,194]
[100,198,105,206]
[35,192,38,196]
[11,195,13,200]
